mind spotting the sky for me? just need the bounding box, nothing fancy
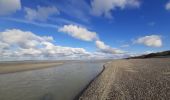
[0,0,170,61]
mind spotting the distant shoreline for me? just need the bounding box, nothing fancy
[0,61,63,74]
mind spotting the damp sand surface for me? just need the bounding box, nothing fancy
[0,61,64,74]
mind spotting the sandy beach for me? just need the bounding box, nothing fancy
[79,58,170,100]
[0,61,63,74]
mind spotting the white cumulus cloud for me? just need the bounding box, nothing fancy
[0,0,21,16]
[58,24,98,41]
[24,6,59,21]
[135,35,162,47]
[0,29,53,49]
[0,29,128,61]
[0,29,92,60]
[59,24,125,54]
[95,40,125,54]
[165,1,170,10]
[91,0,140,18]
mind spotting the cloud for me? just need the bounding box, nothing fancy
[91,0,140,18]
[0,0,21,16]
[0,29,53,49]
[89,52,129,59]
[0,29,128,60]
[95,40,125,54]
[2,17,59,29]
[135,35,162,47]
[165,1,170,10]
[144,50,155,54]
[0,29,92,60]
[58,24,98,41]
[59,24,125,54]
[24,6,59,21]
[54,0,91,22]
[0,42,9,50]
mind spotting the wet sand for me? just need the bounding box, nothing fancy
[0,61,63,74]
[79,58,170,100]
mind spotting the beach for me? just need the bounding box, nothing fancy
[79,58,170,100]
[0,61,63,74]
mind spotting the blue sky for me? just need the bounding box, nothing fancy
[0,0,170,60]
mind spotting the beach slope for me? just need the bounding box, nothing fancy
[79,58,170,100]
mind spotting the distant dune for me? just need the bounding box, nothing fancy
[0,61,63,74]
[79,58,170,100]
[128,50,170,59]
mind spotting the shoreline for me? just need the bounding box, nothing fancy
[74,62,107,100]
[0,62,63,74]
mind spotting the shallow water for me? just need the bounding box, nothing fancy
[0,61,107,100]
